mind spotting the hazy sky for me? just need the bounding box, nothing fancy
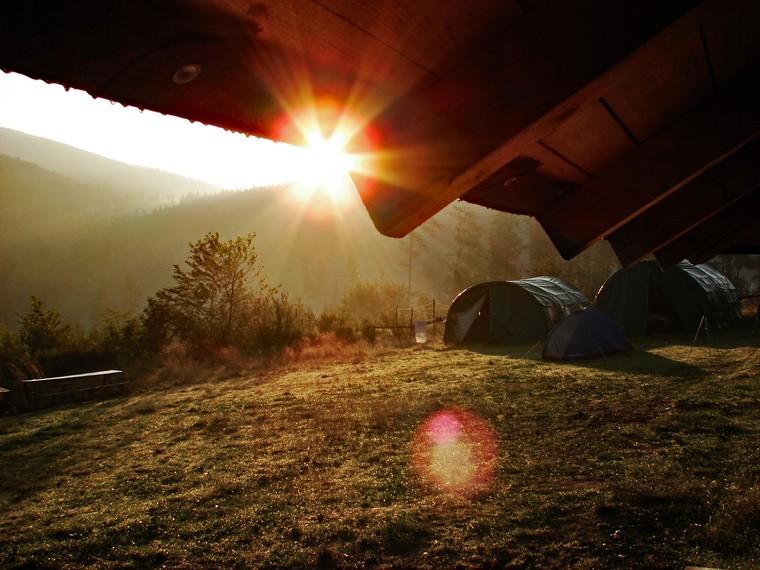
[0,71,316,189]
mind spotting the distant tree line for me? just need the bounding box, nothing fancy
[0,231,418,390]
[3,223,757,392]
[5,151,760,332]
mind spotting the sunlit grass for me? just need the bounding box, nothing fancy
[0,333,758,568]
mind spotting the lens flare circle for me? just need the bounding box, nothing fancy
[412,408,498,497]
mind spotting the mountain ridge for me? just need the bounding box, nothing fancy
[0,127,220,201]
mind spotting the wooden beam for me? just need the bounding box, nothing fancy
[716,223,760,255]
[608,138,760,266]
[461,173,569,217]
[689,213,760,263]
[358,0,702,236]
[539,72,760,259]
[369,0,760,237]
[655,188,760,266]
[0,0,433,141]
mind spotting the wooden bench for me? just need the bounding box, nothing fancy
[22,370,128,409]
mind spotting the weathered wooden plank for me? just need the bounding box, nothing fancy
[655,188,760,265]
[357,0,700,236]
[540,99,636,175]
[524,141,590,185]
[22,370,128,409]
[462,173,568,217]
[310,0,521,78]
[0,0,433,141]
[370,0,751,238]
[608,138,760,265]
[539,73,760,260]
[601,21,712,142]
[715,222,760,255]
[703,0,760,87]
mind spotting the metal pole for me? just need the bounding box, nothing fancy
[395,307,399,346]
[407,233,413,307]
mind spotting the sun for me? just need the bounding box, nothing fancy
[284,125,358,209]
[305,131,353,189]
[272,99,380,214]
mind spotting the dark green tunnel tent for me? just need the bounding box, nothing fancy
[444,277,589,345]
[595,260,741,337]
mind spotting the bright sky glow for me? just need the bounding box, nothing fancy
[0,71,358,196]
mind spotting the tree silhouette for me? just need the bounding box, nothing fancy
[144,232,268,349]
[18,296,70,354]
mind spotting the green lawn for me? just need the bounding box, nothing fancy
[1,333,759,568]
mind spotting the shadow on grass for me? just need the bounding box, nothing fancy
[563,347,705,377]
[0,401,128,507]
[454,341,705,377]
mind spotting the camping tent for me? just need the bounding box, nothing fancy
[595,260,741,336]
[444,277,588,345]
[543,308,631,360]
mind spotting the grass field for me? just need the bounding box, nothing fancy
[1,331,759,569]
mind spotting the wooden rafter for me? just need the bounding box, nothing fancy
[539,73,760,259]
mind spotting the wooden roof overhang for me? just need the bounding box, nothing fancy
[1,0,758,265]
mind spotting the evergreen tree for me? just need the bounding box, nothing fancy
[449,204,487,294]
[18,296,70,354]
[486,212,524,281]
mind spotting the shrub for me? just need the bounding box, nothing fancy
[18,296,70,355]
[340,282,407,322]
[243,293,313,355]
[143,233,318,359]
[316,311,356,343]
[0,325,40,388]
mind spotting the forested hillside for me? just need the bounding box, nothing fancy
[7,130,756,331]
[0,144,624,328]
[0,128,218,204]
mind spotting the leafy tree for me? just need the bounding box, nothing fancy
[144,232,268,350]
[0,324,39,387]
[400,218,443,306]
[251,292,309,352]
[526,220,564,278]
[449,204,487,294]
[96,309,145,363]
[341,282,407,322]
[18,296,70,354]
[486,212,524,281]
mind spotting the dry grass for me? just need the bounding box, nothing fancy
[279,333,376,367]
[0,329,758,568]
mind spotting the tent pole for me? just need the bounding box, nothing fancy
[687,315,706,358]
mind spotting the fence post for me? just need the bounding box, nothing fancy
[432,298,436,339]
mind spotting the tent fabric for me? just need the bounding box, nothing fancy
[594,262,658,337]
[675,262,741,324]
[445,294,487,345]
[543,308,632,360]
[596,260,741,336]
[444,277,589,345]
